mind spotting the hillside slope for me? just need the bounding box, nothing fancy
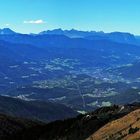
[87,108,140,140]
[0,95,78,122]
[0,113,41,140]
[10,104,140,140]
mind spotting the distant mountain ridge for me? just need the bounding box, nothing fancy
[0,28,139,45]
[39,28,104,38]
[39,28,138,45]
[0,28,17,35]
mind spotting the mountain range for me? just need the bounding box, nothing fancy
[39,28,137,45]
[1,27,140,139]
[0,28,140,111]
[0,28,139,45]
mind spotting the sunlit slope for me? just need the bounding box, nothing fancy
[87,109,140,140]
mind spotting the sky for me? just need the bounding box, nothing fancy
[0,0,140,34]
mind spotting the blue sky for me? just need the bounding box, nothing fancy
[1,0,140,34]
